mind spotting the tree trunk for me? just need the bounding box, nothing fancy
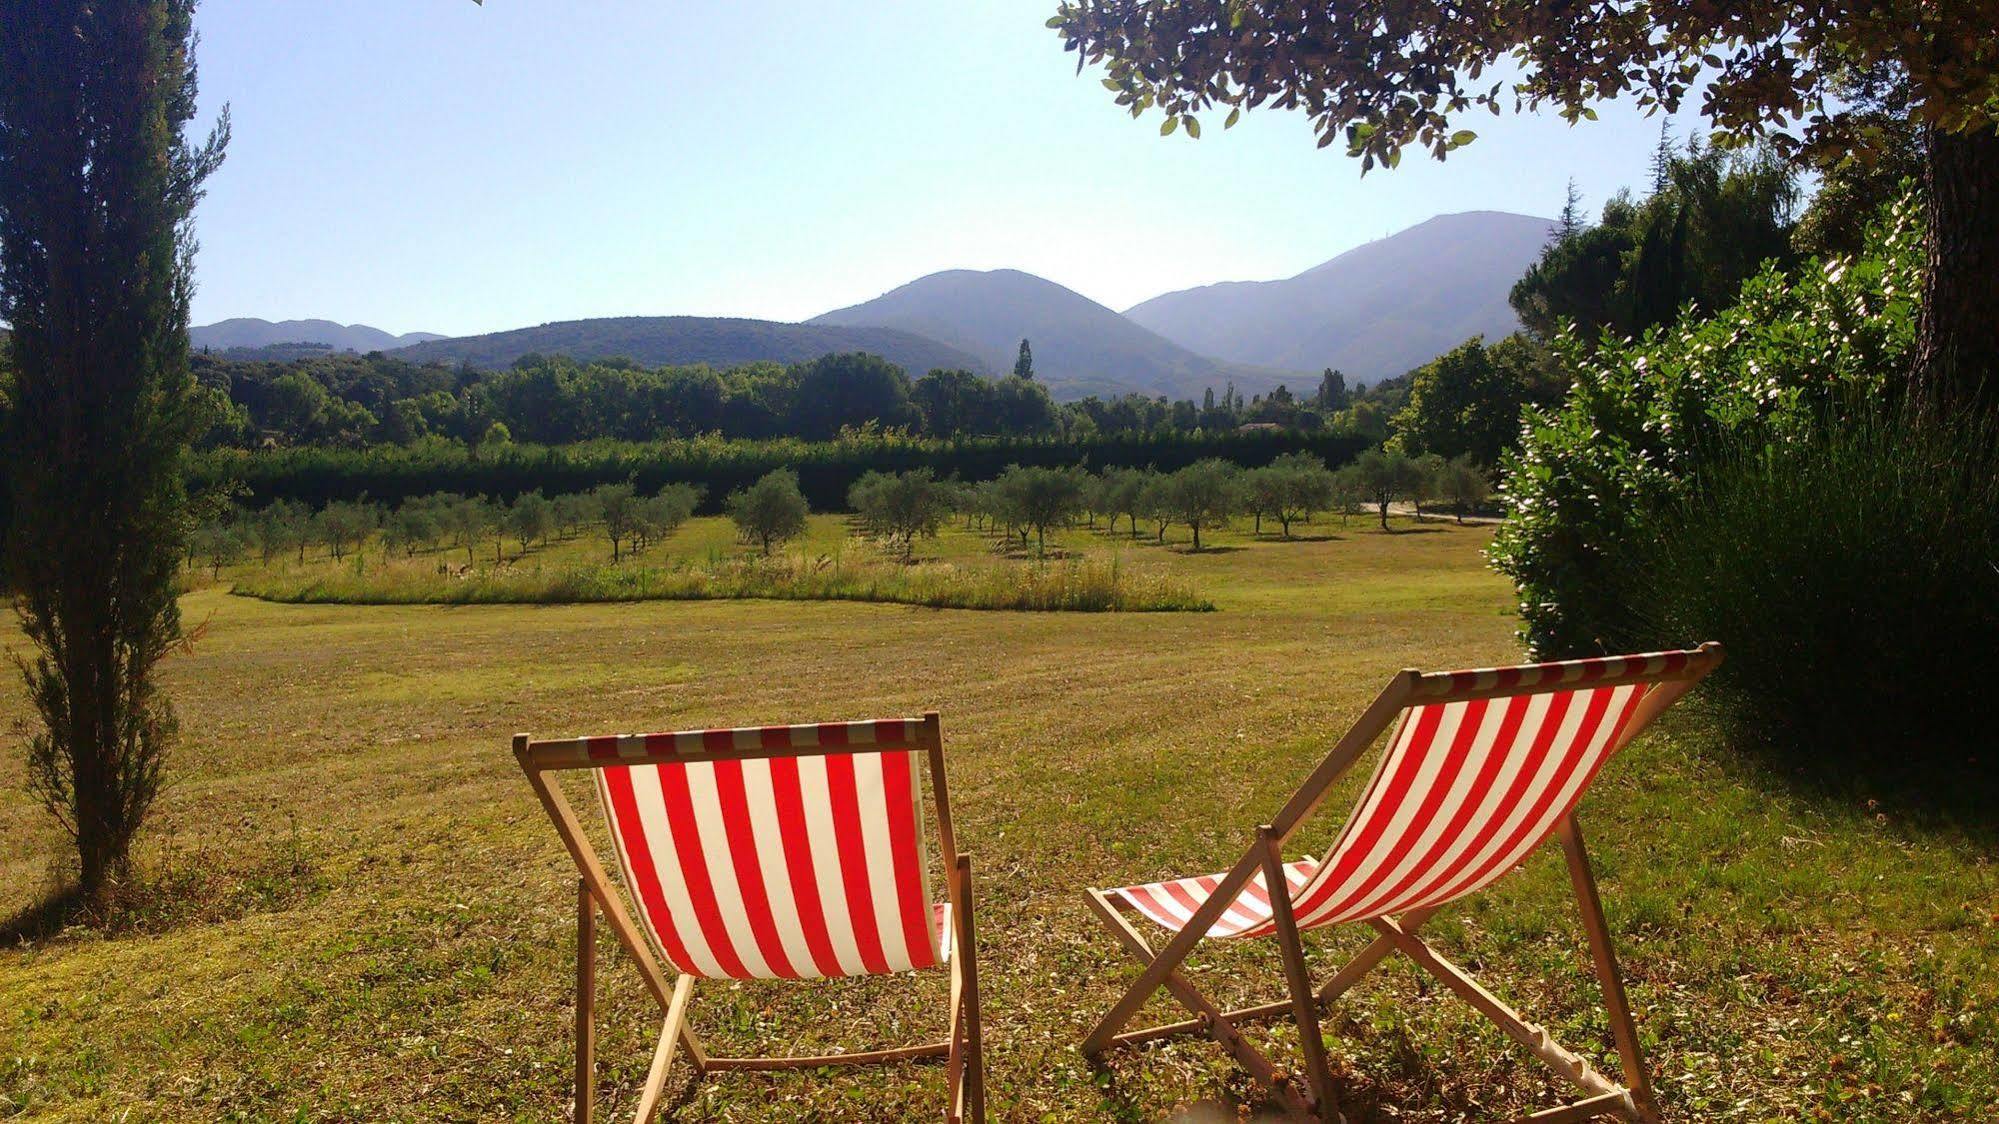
[1913,127,1999,412]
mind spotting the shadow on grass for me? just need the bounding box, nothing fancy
[1085,1046,1399,1124]
[1,822,331,947]
[1262,533,1348,543]
[0,884,89,946]
[1736,736,1999,849]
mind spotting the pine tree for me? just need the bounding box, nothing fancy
[0,0,229,905]
[1649,117,1675,195]
[1554,178,1584,243]
[1012,338,1034,379]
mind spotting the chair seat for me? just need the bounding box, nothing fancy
[1109,858,1317,940]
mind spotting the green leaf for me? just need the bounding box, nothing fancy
[1184,115,1201,139]
[1225,107,1241,129]
[1102,77,1123,90]
[1160,116,1178,136]
[1449,130,1477,146]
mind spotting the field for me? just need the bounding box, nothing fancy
[1,517,1994,1121]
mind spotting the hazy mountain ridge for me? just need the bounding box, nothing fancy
[191,211,1552,400]
[1124,211,1554,382]
[192,318,446,353]
[811,268,1305,401]
[388,316,990,376]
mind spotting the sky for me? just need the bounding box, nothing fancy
[187,0,1709,337]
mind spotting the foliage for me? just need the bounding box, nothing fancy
[989,465,1085,556]
[788,353,919,440]
[0,0,228,901]
[1052,0,1999,411]
[727,469,810,555]
[233,546,1210,614]
[1490,195,1922,656]
[1391,335,1564,464]
[191,428,1369,515]
[1437,455,1491,523]
[1051,1,1999,167]
[1348,448,1427,530]
[1092,466,1149,537]
[1509,144,1801,344]
[1619,408,1999,809]
[848,469,955,558]
[1241,452,1336,537]
[1153,459,1238,550]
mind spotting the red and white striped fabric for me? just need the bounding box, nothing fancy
[1111,681,1649,940]
[593,720,946,979]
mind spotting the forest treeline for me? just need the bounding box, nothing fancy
[188,347,1404,451]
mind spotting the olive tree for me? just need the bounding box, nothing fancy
[991,464,1085,557]
[728,469,810,556]
[1439,454,1492,524]
[1159,459,1239,550]
[849,469,955,559]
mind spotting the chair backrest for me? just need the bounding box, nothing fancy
[1281,648,1716,930]
[574,718,949,980]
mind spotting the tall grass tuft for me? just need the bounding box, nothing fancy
[231,552,1212,613]
[1624,407,1999,814]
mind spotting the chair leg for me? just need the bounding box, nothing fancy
[946,854,986,1123]
[576,879,595,1124]
[1261,827,1340,1123]
[1083,888,1311,1118]
[1558,817,1661,1124]
[631,974,695,1124]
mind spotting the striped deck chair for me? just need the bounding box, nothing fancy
[1080,645,1723,1124]
[516,713,984,1123]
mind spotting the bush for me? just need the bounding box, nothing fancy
[1490,194,1921,656]
[1623,409,1999,807]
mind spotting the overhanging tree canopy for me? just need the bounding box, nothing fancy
[1053,0,1999,407]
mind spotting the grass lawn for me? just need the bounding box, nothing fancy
[1,517,1993,1121]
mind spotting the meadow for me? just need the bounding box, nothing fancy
[0,516,1993,1121]
[226,514,1210,613]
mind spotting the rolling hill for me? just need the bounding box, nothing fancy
[388,316,989,375]
[1124,211,1554,383]
[811,269,1305,401]
[192,318,446,353]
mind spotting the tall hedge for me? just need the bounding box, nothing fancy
[1489,195,1920,657]
[189,429,1369,514]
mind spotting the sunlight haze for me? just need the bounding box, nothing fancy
[189,0,1706,337]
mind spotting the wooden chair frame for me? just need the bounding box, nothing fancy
[516,711,985,1123]
[1079,645,1723,1124]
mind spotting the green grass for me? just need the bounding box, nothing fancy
[1,516,1993,1121]
[227,516,1211,612]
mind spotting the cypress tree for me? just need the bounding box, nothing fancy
[1012,338,1034,379]
[0,0,229,904]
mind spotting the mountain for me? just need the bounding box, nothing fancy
[1124,211,1554,383]
[811,269,1304,401]
[389,315,989,375]
[192,318,446,353]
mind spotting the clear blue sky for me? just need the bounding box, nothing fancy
[188,0,1708,337]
